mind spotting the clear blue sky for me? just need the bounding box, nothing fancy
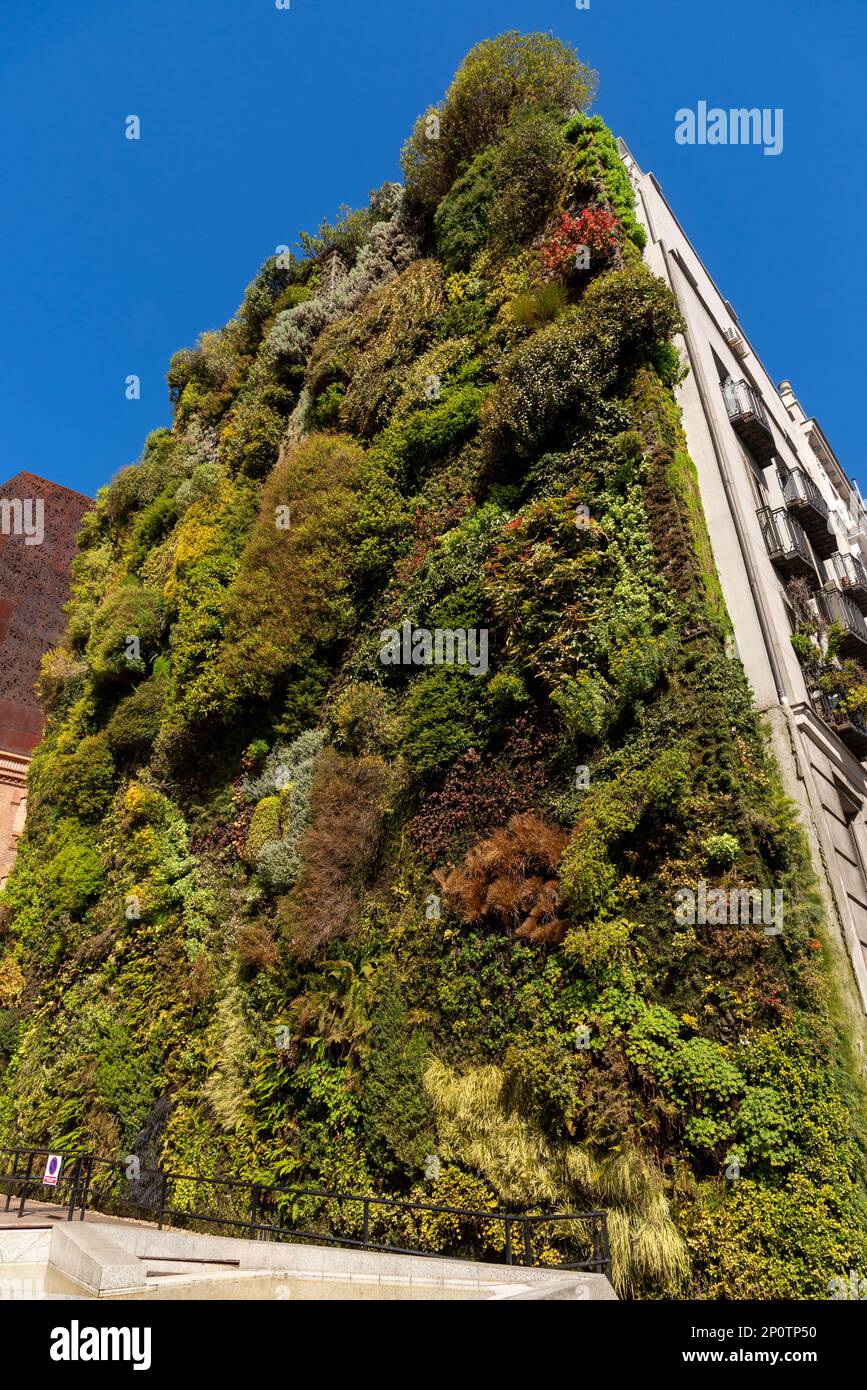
[1,0,864,499]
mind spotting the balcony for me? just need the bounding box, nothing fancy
[780,468,837,559]
[817,584,867,662]
[722,378,776,465]
[756,507,819,587]
[811,678,867,759]
[829,551,867,614]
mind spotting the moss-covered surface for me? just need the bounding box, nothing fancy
[1,33,865,1297]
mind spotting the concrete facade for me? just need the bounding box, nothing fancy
[621,142,867,1020]
[0,1222,616,1300]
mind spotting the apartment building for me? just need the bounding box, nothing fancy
[0,471,91,886]
[620,141,867,1017]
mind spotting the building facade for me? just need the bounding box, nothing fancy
[621,142,867,1018]
[0,471,91,886]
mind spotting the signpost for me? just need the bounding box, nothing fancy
[43,1154,63,1187]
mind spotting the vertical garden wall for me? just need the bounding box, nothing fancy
[0,33,864,1297]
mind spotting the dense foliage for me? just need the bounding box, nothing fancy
[1,33,865,1297]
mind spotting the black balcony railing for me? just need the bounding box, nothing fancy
[757,506,819,587]
[780,467,837,559]
[0,1145,612,1280]
[811,674,867,759]
[722,377,776,464]
[817,584,867,661]
[830,551,867,614]
[780,466,828,516]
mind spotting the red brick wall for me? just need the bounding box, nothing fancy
[0,471,91,753]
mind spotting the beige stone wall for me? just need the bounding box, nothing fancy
[620,141,867,1023]
[0,750,28,889]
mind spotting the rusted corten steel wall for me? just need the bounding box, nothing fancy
[0,470,91,755]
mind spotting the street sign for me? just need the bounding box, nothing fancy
[43,1154,63,1187]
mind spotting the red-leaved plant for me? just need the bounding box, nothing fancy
[542,207,621,276]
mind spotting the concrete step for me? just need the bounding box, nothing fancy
[49,1222,148,1295]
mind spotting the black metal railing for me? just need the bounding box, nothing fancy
[756,506,818,585]
[830,551,867,612]
[722,377,775,464]
[818,584,867,648]
[779,467,837,558]
[780,466,829,519]
[0,1145,611,1278]
[809,672,867,759]
[1,1146,89,1222]
[722,377,769,427]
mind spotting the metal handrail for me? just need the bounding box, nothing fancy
[757,506,812,563]
[820,584,867,638]
[722,377,769,428]
[810,671,867,737]
[830,551,867,592]
[780,467,829,519]
[0,1145,611,1278]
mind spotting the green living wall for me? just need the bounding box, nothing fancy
[1,33,865,1297]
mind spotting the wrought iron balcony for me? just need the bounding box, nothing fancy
[829,551,867,614]
[757,507,819,587]
[780,467,837,559]
[811,676,867,759]
[722,377,776,465]
[817,584,867,662]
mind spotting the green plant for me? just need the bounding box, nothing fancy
[219,401,285,479]
[2,43,865,1304]
[298,202,373,264]
[106,676,167,760]
[43,820,107,916]
[86,586,166,685]
[210,434,365,712]
[508,281,566,330]
[487,109,568,251]
[564,113,647,251]
[481,264,683,464]
[399,670,484,775]
[332,683,398,757]
[433,147,498,274]
[703,833,740,868]
[46,735,116,821]
[559,749,690,918]
[245,739,269,766]
[0,959,25,1008]
[486,670,528,716]
[552,673,609,737]
[790,631,815,663]
[563,915,633,977]
[402,32,597,209]
[245,798,281,864]
[825,622,844,663]
[363,985,436,1170]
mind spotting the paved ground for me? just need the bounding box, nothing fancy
[0,1196,149,1229]
[1,1197,616,1300]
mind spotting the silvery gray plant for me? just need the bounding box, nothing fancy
[241,728,326,894]
[265,188,419,369]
